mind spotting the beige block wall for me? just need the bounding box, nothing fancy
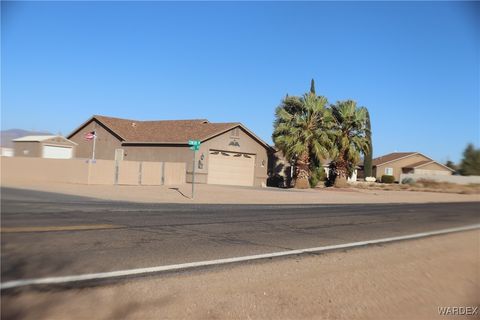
[1,157,185,186]
[164,162,186,185]
[1,157,89,184]
[87,160,115,185]
[141,162,163,185]
[117,161,141,185]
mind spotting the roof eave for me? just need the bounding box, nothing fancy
[373,152,419,167]
[122,141,188,145]
[201,123,273,151]
[414,160,455,172]
[67,116,126,141]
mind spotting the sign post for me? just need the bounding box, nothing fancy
[92,134,97,161]
[84,131,97,161]
[188,140,201,199]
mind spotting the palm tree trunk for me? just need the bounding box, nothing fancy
[334,154,349,188]
[295,152,310,189]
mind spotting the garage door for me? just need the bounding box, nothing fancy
[207,151,255,186]
[43,145,73,159]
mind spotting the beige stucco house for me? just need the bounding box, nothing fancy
[68,115,272,187]
[13,135,77,159]
[371,152,454,182]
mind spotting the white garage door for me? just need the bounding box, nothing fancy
[43,145,73,159]
[207,151,255,186]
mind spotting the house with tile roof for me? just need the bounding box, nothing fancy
[369,152,454,182]
[68,115,273,187]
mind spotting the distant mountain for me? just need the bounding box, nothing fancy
[0,129,53,148]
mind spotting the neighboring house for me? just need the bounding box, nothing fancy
[67,115,272,187]
[369,152,454,182]
[12,136,77,159]
[322,160,359,183]
[1,129,52,148]
[0,147,13,157]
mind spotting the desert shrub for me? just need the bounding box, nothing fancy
[401,177,415,185]
[381,175,395,184]
[416,179,442,188]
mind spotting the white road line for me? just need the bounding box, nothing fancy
[2,224,479,290]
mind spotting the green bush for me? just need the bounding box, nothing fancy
[309,166,326,188]
[381,175,395,184]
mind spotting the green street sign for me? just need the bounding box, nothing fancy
[188,140,201,151]
[189,140,202,199]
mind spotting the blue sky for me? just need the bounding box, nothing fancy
[2,1,479,163]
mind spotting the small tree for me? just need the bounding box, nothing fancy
[459,144,480,176]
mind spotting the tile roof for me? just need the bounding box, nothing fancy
[91,115,240,143]
[69,115,275,149]
[372,152,417,166]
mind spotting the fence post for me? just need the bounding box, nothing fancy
[138,162,143,185]
[87,159,92,185]
[114,160,119,185]
[161,162,165,185]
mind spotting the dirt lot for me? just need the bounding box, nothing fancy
[350,180,480,195]
[2,180,480,204]
[2,230,479,320]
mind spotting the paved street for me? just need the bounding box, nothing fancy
[1,187,479,282]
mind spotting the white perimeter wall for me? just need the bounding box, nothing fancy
[400,173,480,185]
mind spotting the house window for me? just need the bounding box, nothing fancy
[385,167,393,175]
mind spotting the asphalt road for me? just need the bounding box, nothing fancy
[1,187,479,282]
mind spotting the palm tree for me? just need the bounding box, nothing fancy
[330,100,370,187]
[273,93,333,188]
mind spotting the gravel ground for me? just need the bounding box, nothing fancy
[3,180,480,204]
[2,230,479,320]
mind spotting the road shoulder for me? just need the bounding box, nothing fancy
[3,230,479,320]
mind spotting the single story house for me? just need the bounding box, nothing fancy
[67,115,272,187]
[12,135,77,159]
[369,152,454,182]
